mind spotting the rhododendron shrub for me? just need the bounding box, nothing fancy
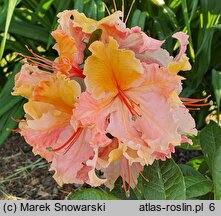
[12,9,203,197]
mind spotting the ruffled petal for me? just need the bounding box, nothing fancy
[12,64,53,98]
[84,38,143,99]
[51,29,78,75]
[33,73,81,114]
[120,26,164,53]
[173,32,189,61]
[19,116,72,161]
[141,63,182,97]
[72,10,123,33]
[130,91,181,149]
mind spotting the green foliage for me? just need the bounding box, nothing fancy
[0,0,18,60]
[135,159,186,200]
[179,164,213,199]
[0,63,25,145]
[212,69,221,121]
[200,121,221,200]
[66,188,118,200]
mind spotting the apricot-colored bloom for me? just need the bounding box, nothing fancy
[13,68,97,185]
[13,69,80,158]
[12,10,198,193]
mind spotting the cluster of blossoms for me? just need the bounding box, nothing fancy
[12,10,197,193]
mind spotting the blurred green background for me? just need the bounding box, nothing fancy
[0,0,221,145]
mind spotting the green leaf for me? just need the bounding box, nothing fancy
[212,69,221,118]
[0,63,21,102]
[4,18,50,43]
[96,0,105,20]
[74,0,84,12]
[105,177,138,200]
[135,159,186,200]
[0,0,18,60]
[0,96,23,117]
[66,188,118,200]
[0,99,25,145]
[83,28,102,60]
[179,164,213,199]
[138,11,147,31]
[186,156,205,171]
[0,63,25,145]
[84,0,97,19]
[130,9,141,27]
[199,121,221,200]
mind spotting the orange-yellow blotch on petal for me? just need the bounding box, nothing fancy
[84,37,143,99]
[23,101,55,119]
[167,54,191,74]
[12,84,34,99]
[108,143,127,163]
[32,74,81,114]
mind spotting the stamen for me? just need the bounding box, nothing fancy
[183,102,211,107]
[181,95,211,110]
[121,166,127,194]
[50,127,83,154]
[25,45,54,65]
[19,50,55,71]
[11,117,25,123]
[140,172,149,182]
[112,0,117,12]
[180,95,211,103]
[187,107,200,111]
[20,54,55,71]
[6,128,20,133]
[104,3,111,15]
[20,46,85,78]
[63,128,83,154]
[127,160,131,194]
[118,89,141,120]
[134,182,141,193]
[122,0,125,21]
[125,0,136,24]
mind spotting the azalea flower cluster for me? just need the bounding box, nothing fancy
[12,10,197,193]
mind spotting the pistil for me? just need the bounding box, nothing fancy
[118,89,141,121]
[48,127,83,154]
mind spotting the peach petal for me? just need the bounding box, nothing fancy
[51,128,94,186]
